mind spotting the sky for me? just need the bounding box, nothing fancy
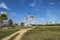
[0,0,60,24]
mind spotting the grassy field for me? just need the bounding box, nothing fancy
[9,26,33,40]
[0,26,33,40]
[0,27,21,39]
[21,26,60,40]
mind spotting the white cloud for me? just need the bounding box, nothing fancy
[1,11,7,14]
[29,0,43,7]
[0,3,9,9]
[11,12,18,17]
[29,0,42,11]
[46,9,57,22]
[21,0,27,2]
[29,0,36,7]
[39,0,43,3]
[30,3,35,7]
[52,21,55,24]
[41,18,44,21]
[49,3,55,5]
[58,2,60,4]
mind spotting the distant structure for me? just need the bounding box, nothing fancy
[24,13,36,26]
[24,15,27,26]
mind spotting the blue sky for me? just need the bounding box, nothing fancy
[0,0,60,24]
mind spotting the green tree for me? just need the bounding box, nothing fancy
[8,19,13,27]
[0,12,8,27]
[1,13,8,20]
[14,23,18,27]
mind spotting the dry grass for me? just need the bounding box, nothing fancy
[0,27,20,39]
[21,26,60,40]
[0,26,32,40]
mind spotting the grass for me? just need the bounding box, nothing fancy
[21,26,60,40]
[0,26,32,40]
[9,26,33,40]
[9,33,19,40]
[0,27,21,39]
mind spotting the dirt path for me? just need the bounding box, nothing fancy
[1,30,20,40]
[14,28,32,40]
[1,28,33,40]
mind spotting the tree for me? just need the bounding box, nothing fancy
[1,13,8,20]
[8,19,13,27]
[0,12,8,27]
[14,23,18,27]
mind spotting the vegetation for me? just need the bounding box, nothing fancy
[0,26,31,40]
[0,12,14,28]
[1,13,8,20]
[9,33,19,40]
[0,27,20,39]
[36,24,60,26]
[21,26,60,40]
[14,23,19,27]
[0,12,8,28]
[8,19,13,27]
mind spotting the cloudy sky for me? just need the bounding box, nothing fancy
[0,0,60,24]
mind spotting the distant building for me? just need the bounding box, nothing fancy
[24,13,36,26]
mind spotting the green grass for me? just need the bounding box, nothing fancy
[0,27,21,39]
[0,26,32,40]
[9,33,19,40]
[21,26,60,40]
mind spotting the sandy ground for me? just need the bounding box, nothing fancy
[1,28,33,40]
